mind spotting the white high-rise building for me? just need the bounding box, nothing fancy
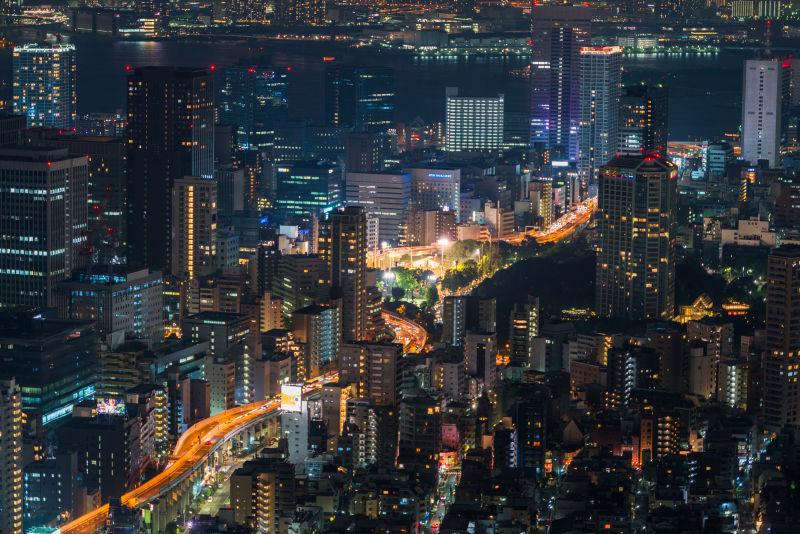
[742,59,782,167]
[445,87,504,153]
[345,171,411,246]
[578,46,622,182]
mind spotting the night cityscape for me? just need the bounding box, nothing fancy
[1,1,800,533]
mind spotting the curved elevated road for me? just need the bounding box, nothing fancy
[382,310,428,353]
[57,372,338,534]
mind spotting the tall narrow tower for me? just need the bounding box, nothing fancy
[0,378,22,534]
[529,5,592,161]
[126,67,214,272]
[320,206,368,342]
[763,246,800,433]
[741,58,781,167]
[578,45,623,182]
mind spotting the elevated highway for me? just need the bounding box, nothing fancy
[382,310,428,353]
[57,372,338,534]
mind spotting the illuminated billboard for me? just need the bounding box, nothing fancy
[97,397,126,415]
[280,384,303,413]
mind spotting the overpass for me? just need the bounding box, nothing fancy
[382,310,428,353]
[57,372,338,534]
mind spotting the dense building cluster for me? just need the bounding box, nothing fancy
[4,2,800,534]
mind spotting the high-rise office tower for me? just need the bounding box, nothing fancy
[319,207,368,342]
[55,267,164,347]
[126,67,214,272]
[444,87,504,153]
[0,312,97,427]
[217,59,289,151]
[275,161,342,220]
[171,177,218,279]
[273,0,326,25]
[578,46,622,181]
[0,378,22,534]
[26,132,127,263]
[13,43,76,128]
[742,59,782,167]
[619,83,668,156]
[345,170,410,246]
[0,147,88,309]
[325,65,395,133]
[530,5,592,160]
[344,131,384,173]
[406,166,461,222]
[595,154,677,320]
[763,246,800,432]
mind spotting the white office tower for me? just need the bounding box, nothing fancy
[742,59,781,167]
[445,87,504,153]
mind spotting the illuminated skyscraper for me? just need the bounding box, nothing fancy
[445,87,504,153]
[578,46,622,182]
[12,43,76,128]
[274,161,342,220]
[742,59,782,167]
[217,59,289,150]
[0,378,22,534]
[171,177,218,280]
[325,65,395,133]
[0,313,98,427]
[345,170,410,246]
[530,5,591,160]
[126,67,214,273]
[55,267,164,347]
[26,132,127,263]
[619,83,668,156]
[763,246,800,432]
[406,166,461,222]
[0,147,88,310]
[319,206,368,342]
[595,155,677,320]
